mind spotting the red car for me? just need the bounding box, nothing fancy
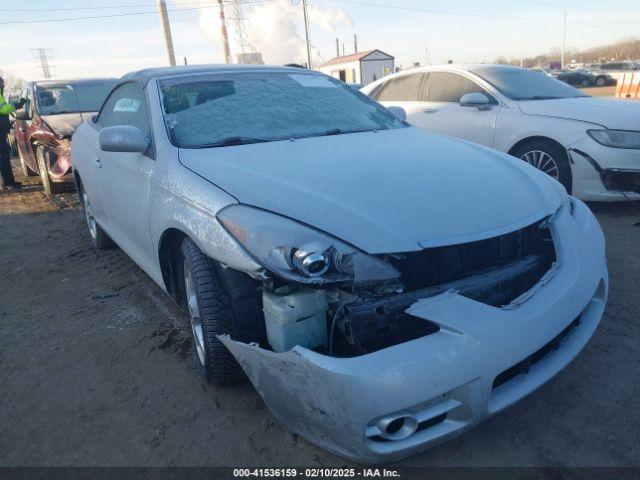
[13,78,116,194]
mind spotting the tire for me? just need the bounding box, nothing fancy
[512,139,573,193]
[36,146,63,195]
[595,76,606,87]
[17,145,37,177]
[79,181,115,249]
[180,238,245,385]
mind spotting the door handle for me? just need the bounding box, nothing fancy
[93,158,102,169]
[423,108,439,113]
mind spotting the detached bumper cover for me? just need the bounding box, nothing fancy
[220,200,608,463]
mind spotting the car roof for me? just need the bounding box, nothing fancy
[121,64,317,85]
[383,64,529,77]
[30,78,117,87]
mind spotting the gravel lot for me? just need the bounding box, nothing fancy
[1,161,639,468]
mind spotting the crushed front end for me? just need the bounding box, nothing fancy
[218,199,607,463]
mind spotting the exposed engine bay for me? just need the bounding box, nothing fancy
[232,218,557,357]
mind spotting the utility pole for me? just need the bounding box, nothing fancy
[31,48,53,79]
[561,10,567,69]
[302,0,312,68]
[157,0,176,66]
[354,34,358,54]
[335,38,340,57]
[218,0,232,64]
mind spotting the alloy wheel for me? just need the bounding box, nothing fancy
[520,150,560,180]
[184,261,206,366]
[82,190,98,240]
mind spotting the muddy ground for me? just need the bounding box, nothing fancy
[1,160,639,467]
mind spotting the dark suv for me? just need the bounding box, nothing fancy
[13,78,116,194]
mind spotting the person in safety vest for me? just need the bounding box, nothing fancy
[0,76,21,190]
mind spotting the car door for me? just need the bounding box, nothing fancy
[15,87,37,171]
[410,72,500,147]
[93,82,155,268]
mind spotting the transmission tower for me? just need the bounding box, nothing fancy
[230,0,255,56]
[31,48,53,79]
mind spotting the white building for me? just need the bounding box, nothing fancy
[318,50,394,85]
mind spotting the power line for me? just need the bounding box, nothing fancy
[513,0,640,13]
[0,1,251,12]
[329,0,640,27]
[0,1,269,26]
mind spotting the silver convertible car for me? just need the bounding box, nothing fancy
[71,65,608,463]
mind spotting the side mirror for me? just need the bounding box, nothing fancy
[13,109,31,121]
[387,106,407,121]
[460,92,492,110]
[99,125,149,153]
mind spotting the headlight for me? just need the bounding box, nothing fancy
[587,129,640,149]
[217,205,400,285]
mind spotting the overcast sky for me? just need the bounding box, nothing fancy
[2,0,640,81]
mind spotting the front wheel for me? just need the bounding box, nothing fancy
[36,146,63,195]
[513,139,573,193]
[595,76,606,87]
[180,238,244,385]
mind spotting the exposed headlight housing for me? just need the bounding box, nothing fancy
[587,129,640,149]
[217,205,400,285]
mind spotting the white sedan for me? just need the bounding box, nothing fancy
[362,64,640,201]
[71,65,607,463]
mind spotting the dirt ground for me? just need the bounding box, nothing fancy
[1,160,639,468]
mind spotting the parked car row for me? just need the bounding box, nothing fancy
[6,63,638,462]
[68,64,610,463]
[587,61,640,81]
[552,69,616,87]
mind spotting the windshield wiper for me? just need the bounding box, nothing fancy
[517,95,566,101]
[320,127,388,137]
[190,136,271,148]
[45,110,81,115]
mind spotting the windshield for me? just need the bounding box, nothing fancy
[159,72,406,148]
[470,66,589,101]
[36,80,117,115]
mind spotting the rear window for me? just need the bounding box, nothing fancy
[374,73,427,102]
[36,80,117,115]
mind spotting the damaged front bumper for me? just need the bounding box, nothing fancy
[569,138,640,201]
[220,199,608,463]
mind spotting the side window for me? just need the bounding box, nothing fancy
[427,72,488,103]
[20,88,32,117]
[97,83,150,136]
[374,73,427,102]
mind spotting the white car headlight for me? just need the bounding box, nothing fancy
[217,205,400,285]
[587,129,640,149]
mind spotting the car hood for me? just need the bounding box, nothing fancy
[41,112,94,137]
[179,127,563,253]
[518,97,640,129]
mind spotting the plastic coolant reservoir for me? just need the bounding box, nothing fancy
[262,288,329,353]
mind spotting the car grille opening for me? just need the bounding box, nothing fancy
[492,315,581,390]
[386,218,556,307]
[601,169,640,194]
